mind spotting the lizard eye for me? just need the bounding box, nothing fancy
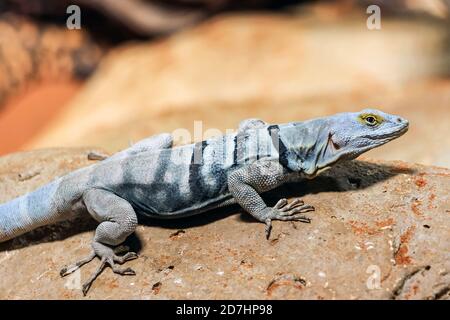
[364,116,377,126]
[359,113,382,126]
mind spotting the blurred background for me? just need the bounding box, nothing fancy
[0,0,449,166]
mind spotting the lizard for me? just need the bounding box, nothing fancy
[0,109,409,295]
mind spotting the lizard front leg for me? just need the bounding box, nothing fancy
[227,159,314,239]
[60,189,138,296]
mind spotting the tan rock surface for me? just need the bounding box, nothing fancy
[0,148,449,299]
[25,14,450,167]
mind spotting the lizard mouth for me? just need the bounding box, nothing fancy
[362,123,409,141]
[395,123,409,136]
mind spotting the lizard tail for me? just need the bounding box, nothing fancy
[0,179,68,242]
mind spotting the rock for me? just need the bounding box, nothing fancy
[0,148,449,299]
[0,14,103,105]
[24,13,450,167]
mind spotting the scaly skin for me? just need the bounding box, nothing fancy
[0,109,409,295]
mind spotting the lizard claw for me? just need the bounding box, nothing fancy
[60,251,96,277]
[111,267,136,276]
[280,205,315,216]
[275,198,314,216]
[277,198,305,212]
[265,218,273,239]
[274,198,288,209]
[113,251,138,264]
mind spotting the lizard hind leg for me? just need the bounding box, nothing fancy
[60,189,139,296]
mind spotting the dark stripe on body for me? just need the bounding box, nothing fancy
[232,135,238,165]
[188,141,209,203]
[267,125,292,171]
[120,149,184,216]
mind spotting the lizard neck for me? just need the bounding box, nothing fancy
[276,120,340,176]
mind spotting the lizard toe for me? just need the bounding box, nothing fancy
[264,218,273,240]
[273,198,288,210]
[276,214,311,223]
[114,251,138,264]
[60,251,96,277]
[282,198,305,211]
[111,266,136,276]
[280,204,315,216]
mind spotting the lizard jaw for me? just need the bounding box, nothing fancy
[304,166,332,179]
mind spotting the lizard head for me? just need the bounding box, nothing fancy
[304,109,409,177]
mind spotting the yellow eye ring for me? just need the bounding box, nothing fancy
[359,113,383,126]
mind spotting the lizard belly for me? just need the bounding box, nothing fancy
[144,160,229,217]
[121,171,231,218]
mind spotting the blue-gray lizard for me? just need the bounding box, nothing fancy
[0,109,409,295]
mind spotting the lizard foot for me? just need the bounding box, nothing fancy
[264,198,315,239]
[60,242,138,296]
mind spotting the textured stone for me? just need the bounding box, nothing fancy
[0,148,448,299]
